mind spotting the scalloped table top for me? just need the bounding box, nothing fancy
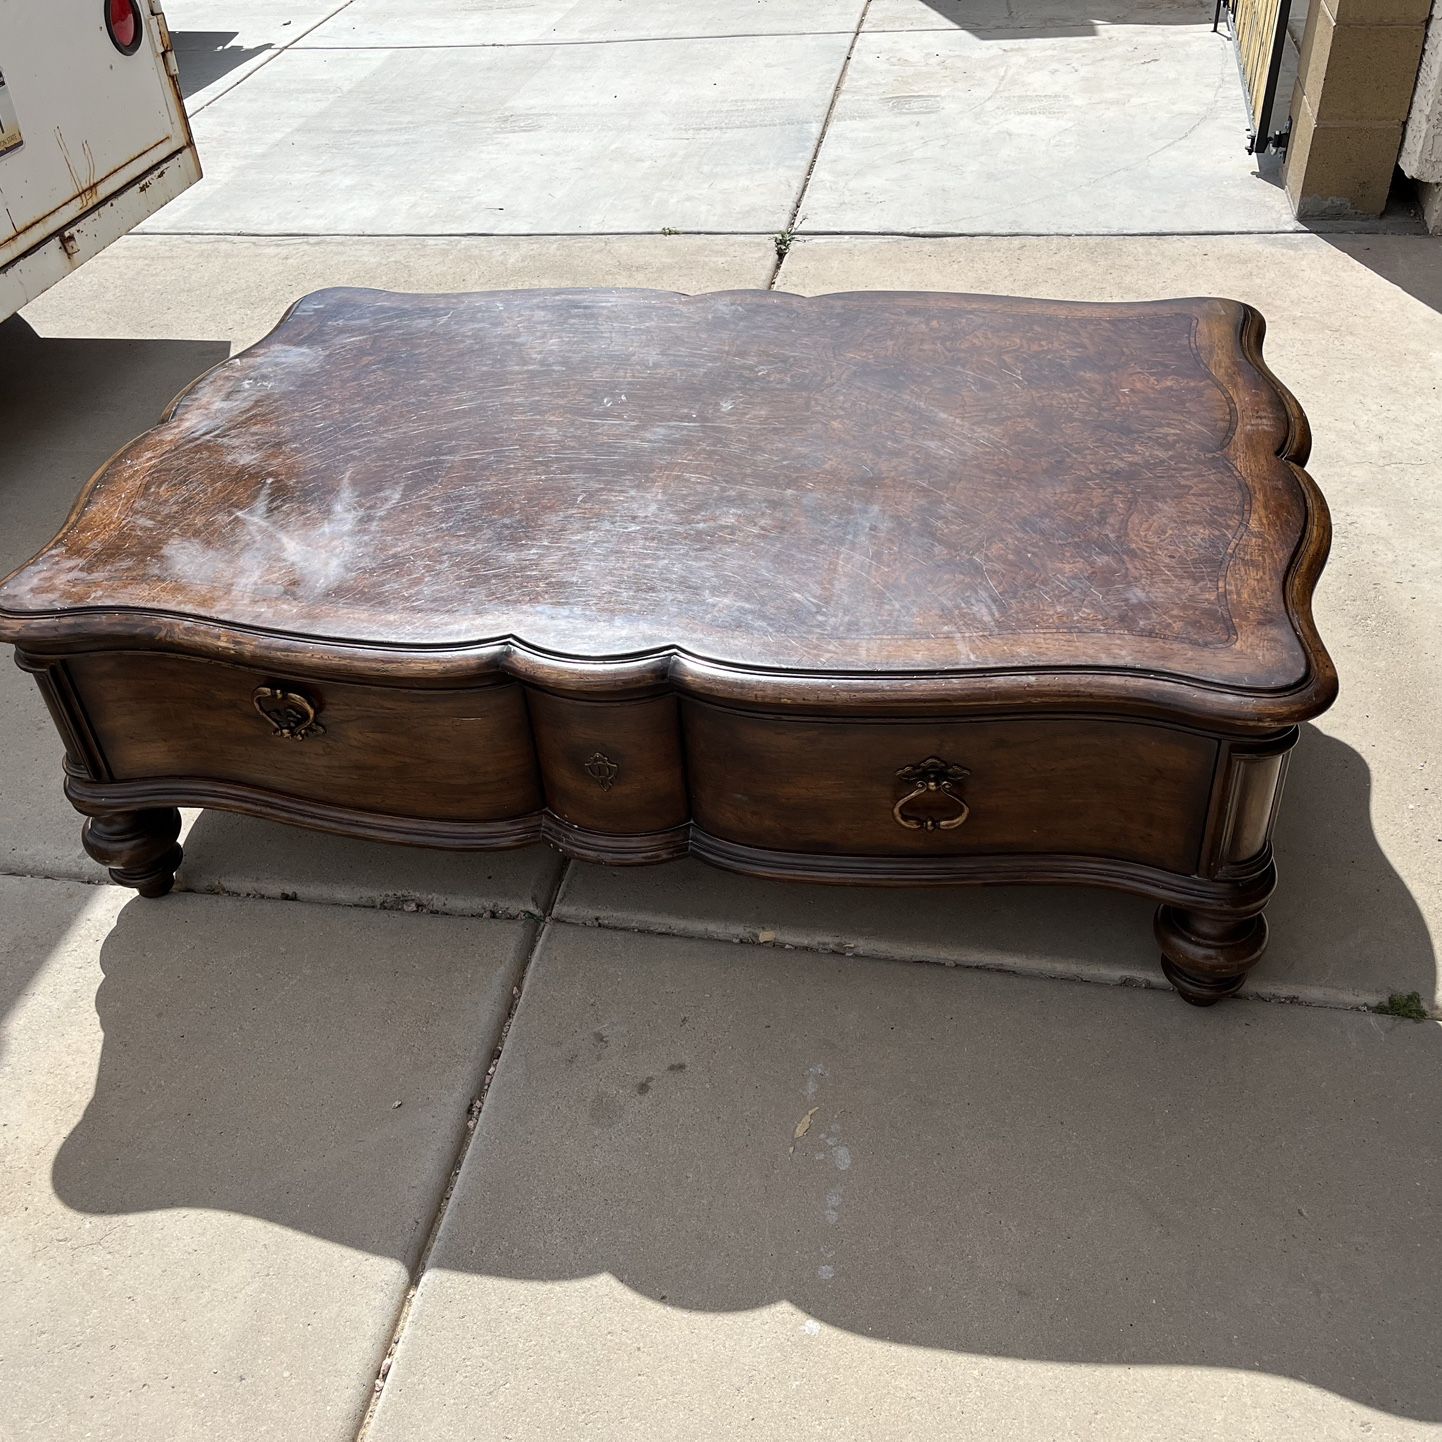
[0,287,1334,722]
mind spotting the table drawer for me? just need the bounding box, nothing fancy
[526,688,688,834]
[67,653,542,822]
[683,703,1217,873]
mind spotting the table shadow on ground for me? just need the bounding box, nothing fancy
[0,318,229,1058]
[1316,228,1442,314]
[1262,724,1435,1004]
[48,729,1439,1420]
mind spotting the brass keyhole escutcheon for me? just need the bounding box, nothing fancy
[893,757,970,831]
[252,685,326,741]
[585,751,619,790]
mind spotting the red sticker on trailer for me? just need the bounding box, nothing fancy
[0,69,22,158]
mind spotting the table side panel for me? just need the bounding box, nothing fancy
[18,641,1300,1003]
[64,653,543,823]
[44,652,1280,901]
[683,702,1219,874]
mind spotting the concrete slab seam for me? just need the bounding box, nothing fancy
[185,0,361,115]
[859,21,1214,34]
[293,33,860,50]
[769,0,877,286]
[2,865,1419,1017]
[543,911,1420,1017]
[132,223,1425,239]
[0,859,549,923]
[785,221,1426,236]
[350,869,568,1440]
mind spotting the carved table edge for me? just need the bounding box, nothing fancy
[6,635,1337,733]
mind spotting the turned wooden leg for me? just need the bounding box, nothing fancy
[1154,905,1268,1006]
[81,808,183,898]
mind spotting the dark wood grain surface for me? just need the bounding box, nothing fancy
[683,703,1217,872]
[69,652,543,821]
[0,288,1333,724]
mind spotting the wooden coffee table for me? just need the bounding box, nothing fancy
[0,288,1335,1003]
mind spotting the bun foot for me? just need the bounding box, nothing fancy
[82,808,183,898]
[1155,905,1267,1006]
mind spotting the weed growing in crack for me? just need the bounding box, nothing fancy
[1370,991,1430,1020]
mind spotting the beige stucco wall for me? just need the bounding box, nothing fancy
[1399,1,1442,228]
[1400,2,1442,179]
[1285,0,1430,216]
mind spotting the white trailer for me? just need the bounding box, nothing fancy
[0,0,199,321]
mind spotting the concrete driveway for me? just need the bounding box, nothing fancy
[3,0,1440,1438]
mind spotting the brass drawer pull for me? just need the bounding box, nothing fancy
[253,685,326,741]
[893,757,970,831]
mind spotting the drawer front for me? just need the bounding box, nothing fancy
[684,703,1217,873]
[526,688,688,835]
[68,653,542,822]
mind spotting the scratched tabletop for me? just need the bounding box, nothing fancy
[0,287,1317,692]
